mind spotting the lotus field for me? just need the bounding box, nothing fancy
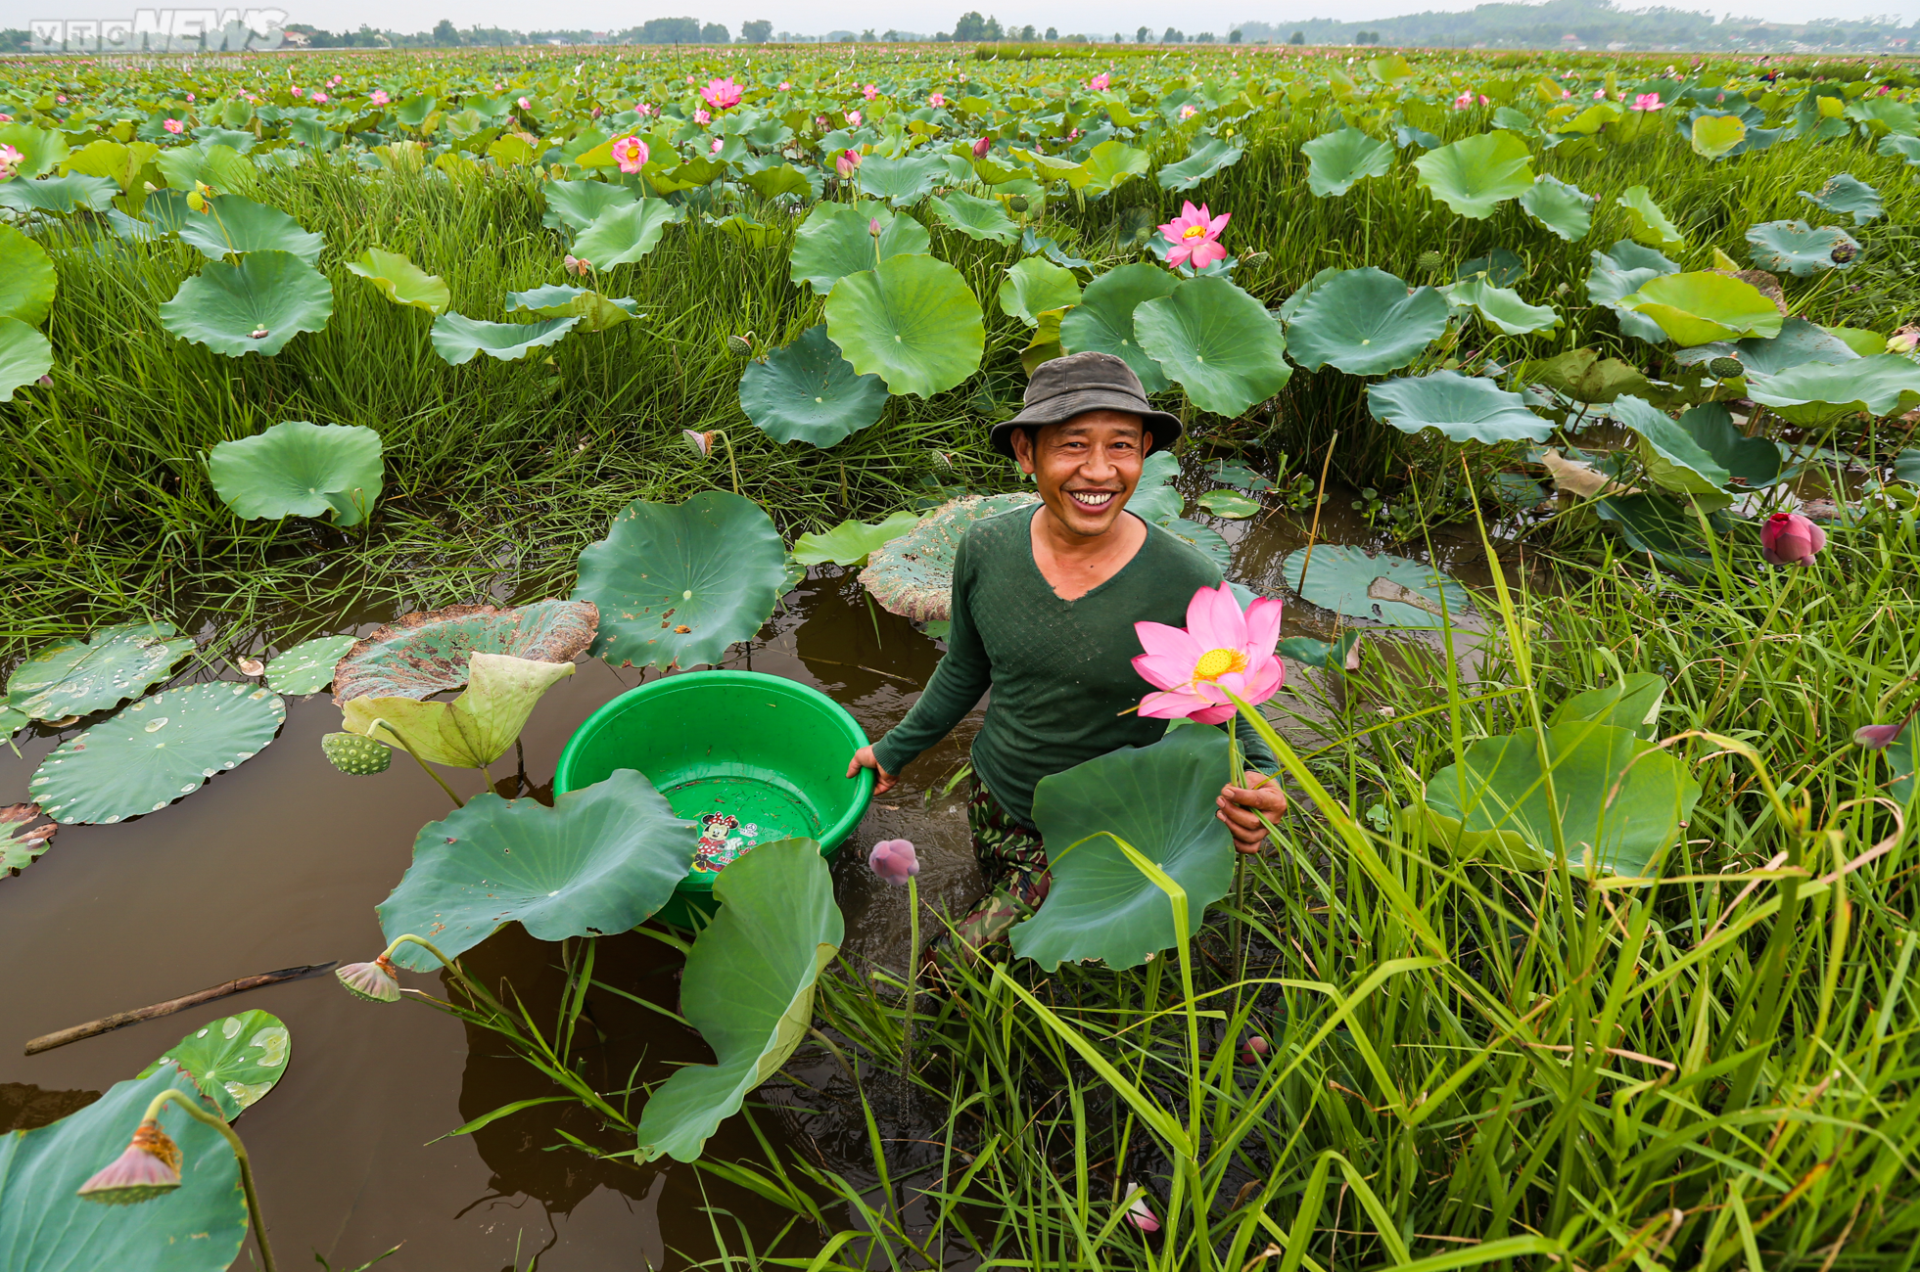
[3,38,1920,1272]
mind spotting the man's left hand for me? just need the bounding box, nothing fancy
[1218,771,1287,854]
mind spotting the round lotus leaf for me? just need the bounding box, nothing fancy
[928,190,1019,243]
[1283,544,1472,628]
[571,198,686,269]
[0,1067,245,1270]
[824,254,984,399]
[1367,371,1551,445]
[738,324,889,447]
[378,769,700,971]
[333,600,599,702]
[138,1009,291,1119]
[1519,175,1593,242]
[1746,353,1920,426]
[1284,267,1449,376]
[1413,130,1534,218]
[1,803,56,875]
[322,731,392,775]
[0,316,53,402]
[0,173,118,215]
[1690,112,1746,159]
[208,420,384,527]
[344,247,450,314]
[5,622,194,722]
[1197,489,1260,519]
[1059,262,1179,394]
[1745,220,1861,277]
[998,256,1082,328]
[861,493,1040,621]
[1798,173,1882,226]
[856,154,944,206]
[1156,136,1244,191]
[790,201,933,295]
[0,223,55,325]
[541,178,638,232]
[177,195,325,266]
[1302,126,1394,198]
[429,312,579,366]
[158,250,334,358]
[0,123,69,177]
[265,634,359,694]
[1617,272,1784,347]
[28,682,285,825]
[572,491,788,671]
[1080,140,1151,197]
[635,838,842,1163]
[1159,517,1231,570]
[1012,725,1234,971]
[1132,276,1291,418]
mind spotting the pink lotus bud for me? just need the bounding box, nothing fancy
[972,136,990,158]
[868,838,918,884]
[1887,325,1919,354]
[1855,723,1907,750]
[336,954,401,1003]
[37,373,52,386]
[1239,1035,1271,1064]
[1761,512,1827,566]
[868,217,882,237]
[1124,1185,1160,1233]
[835,148,862,178]
[77,1120,182,1204]
[563,255,591,277]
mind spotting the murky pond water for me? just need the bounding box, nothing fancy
[0,493,1499,1269]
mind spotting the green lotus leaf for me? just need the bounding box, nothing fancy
[792,510,921,567]
[152,143,257,199]
[1081,140,1151,197]
[0,802,54,874]
[1442,277,1561,336]
[1878,721,1917,804]
[737,323,888,448]
[1611,394,1732,496]
[0,1067,245,1272]
[1746,354,1920,425]
[1302,127,1392,198]
[1282,544,1472,628]
[1159,518,1231,570]
[998,256,1082,328]
[1058,262,1179,394]
[0,173,118,215]
[177,195,324,265]
[1197,489,1260,519]
[334,601,597,702]
[343,652,572,769]
[1639,398,1782,492]
[541,178,638,233]
[208,419,384,527]
[1592,494,1722,576]
[1518,174,1593,241]
[1877,134,1920,167]
[505,284,640,332]
[573,491,789,671]
[1156,136,1244,191]
[1671,317,1858,379]
[1617,272,1783,347]
[1690,112,1746,159]
[1012,725,1234,971]
[1745,220,1861,277]
[789,201,933,296]
[1585,240,1679,344]
[0,123,69,177]
[856,154,944,206]
[572,198,685,269]
[1531,347,1659,403]
[1022,229,1095,270]
[137,1010,291,1119]
[1283,267,1449,375]
[1130,276,1287,417]
[1616,185,1685,250]
[1457,249,1529,287]
[1413,130,1534,219]
[345,248,450,315]
[0,316,52,401]
[741,163,815,201]
[377,769,699,971]
[1551,673,1668,739]
[1204,460,1276,493]
[1895,450,1920,485]
[1822,326,1887,358]
[861,493,1041,622]
[1276,631,1363,673]
[824,254,984,398]
[1367,371,1551,445]
[262,634,357,696]
[1418,720,1700,876]
[430,312,579,365]
[635,838,841,1162]
[0,224,55,326]
[927,190,1019,243]
[5,623,194,723]
[157,250,334,358]
[1798,173,1882,226]
[1128,452,1183,524]
[28,682,285,825]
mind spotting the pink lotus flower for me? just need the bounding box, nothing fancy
[1631,92,1663,111]
[517,96,532,110]
[929,92,947,107]
[1453,91,1475,109]
[1178,103,1198,120]
[163,117,184,134]
[563,254,592,277]
[846,109,862,126]
[1593,88,1607,100]
[694,107,711,124]
[0,144,22,180]
[709,137,724,154]
[0,114,12,123]
[815,114,830,130]
[1124,1185,1160,1233]
[701,76,744,111]
[1561,88,1571,99]
[1762,511,1826,565]
[312,92,328,104]
[836,148,862,177]
[972,136,991,158]
[291,86,303,97]
[1158,200,1231,271]
[1133,583,1283,725]
[56,95,67,104]
[863,83,879,100]
[637,102,655,116]
[611,134,648,173]
[778,80,791,90]
[1089,72,1111,91]
[371,89,390,105]
[868,838,919,884]
[185,92,195,103]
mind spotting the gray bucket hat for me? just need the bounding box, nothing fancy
[988,351,1183,459]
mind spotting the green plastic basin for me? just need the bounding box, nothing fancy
[554,670,874,927]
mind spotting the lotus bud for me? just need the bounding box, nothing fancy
[1761,511,1827,566]
[684,429,715,457]
[1855,722,1907,750]
[248,327,269,340]
[37,373,52,386]
[1241,250,1269,267]
[1707,355,1744,379]
[726,333,753,356]
[1124,1185,1161,1233]
[335,953,402,1003]
[834,148,861,178]
[972,136,990,158]
[322,732,392,775]
[867,838,919,885]
[1888,325,1920,355]
[77,1119,182,1204]
[868,217,882,238]
[1239,1034,1271,1064]
[1416,249,1445,273]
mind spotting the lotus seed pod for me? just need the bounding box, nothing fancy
[336,954,402,1003]
[321,732,392,776]
[1008,195,1029,213]
[1416,249,1445,272]
[77,1120,182,1205]
[1707,355,1744,379]
[726,333,753,356]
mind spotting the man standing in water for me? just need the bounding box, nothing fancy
[847,352,1289,954]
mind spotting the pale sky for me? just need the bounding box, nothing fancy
[4,0,1917,39]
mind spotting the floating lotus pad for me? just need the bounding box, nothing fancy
[5,622,194,722]
[737,324,889,448]
[157,249,334,358]
[208,420,384,527]
[1197,490,1260,519]
[28,682,285,825]
[0,803,55,875]
[1134,276,1292,417]
[861,493,1040,622]
[137,1010,291,1120]
[1159,518,1231,570]
[264,633,359,695]
[332,600,598,703]
[1282,545,1472,628]
[377,769,699,971]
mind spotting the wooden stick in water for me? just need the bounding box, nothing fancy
[24,963,337,1056]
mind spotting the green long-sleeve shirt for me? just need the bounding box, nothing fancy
[871,505,1275,829]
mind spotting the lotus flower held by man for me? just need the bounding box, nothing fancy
[1133,583,1284,725]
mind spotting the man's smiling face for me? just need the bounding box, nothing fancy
[1010,410,1149,541]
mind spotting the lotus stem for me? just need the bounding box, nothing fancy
[371,719,465,808]
[139,1089,279,1272]
[379,933,503,1017]
[901,874,920,1091]
[708,428,741,495]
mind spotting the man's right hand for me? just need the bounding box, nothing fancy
[847,745,898,794]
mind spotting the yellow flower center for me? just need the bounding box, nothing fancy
[1182,224,1208,239]
[1192,648,1246,682]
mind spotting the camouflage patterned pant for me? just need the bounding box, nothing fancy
[948,776,1052,959]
